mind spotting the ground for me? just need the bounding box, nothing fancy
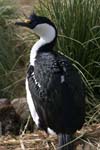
[0,130,57,150]
[0,124,100,150]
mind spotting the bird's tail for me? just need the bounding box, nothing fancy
[58,134,74,150]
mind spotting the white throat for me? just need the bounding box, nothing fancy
[30,23,56,66]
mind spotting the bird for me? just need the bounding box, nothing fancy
[15,12,85,150]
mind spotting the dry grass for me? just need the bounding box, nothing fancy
[0,124,100,150]
[0,131,57,150]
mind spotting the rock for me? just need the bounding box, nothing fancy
[11,97,34,132]
[0,97,34,135]
[0,98,10,107]
[11,97,29,120]
[0,104,21,135]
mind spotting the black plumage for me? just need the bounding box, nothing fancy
[16,12,85,150]
[27,51,85,133]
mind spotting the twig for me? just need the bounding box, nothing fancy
[20,139,26,150]
[51,142,56,150]
[21,115,31,137]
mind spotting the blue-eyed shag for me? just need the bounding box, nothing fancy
[16,12,85,150]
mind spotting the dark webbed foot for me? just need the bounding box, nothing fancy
[58,134,74,150]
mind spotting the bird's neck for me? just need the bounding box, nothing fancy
[30,38,46,66]
[30,24,57,66]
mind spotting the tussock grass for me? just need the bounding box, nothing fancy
[0,0,28,99]
[36,0,100,123]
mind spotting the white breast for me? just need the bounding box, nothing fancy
[26,78,39,126]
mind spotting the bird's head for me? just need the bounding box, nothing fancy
[15,12,57,43]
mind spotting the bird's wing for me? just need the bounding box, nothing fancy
[27,52,85,132]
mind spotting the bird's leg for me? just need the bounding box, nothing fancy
[58,134,74,150]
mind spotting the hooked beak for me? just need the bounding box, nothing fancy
[15,19,31,27]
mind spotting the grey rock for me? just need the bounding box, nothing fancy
[11,97,34,132]
[0,104,21,135]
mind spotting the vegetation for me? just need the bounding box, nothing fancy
[36,0,100,123]
[0,0,29,99]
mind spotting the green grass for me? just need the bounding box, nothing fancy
[0,0,29,99]
[35,0,100,123]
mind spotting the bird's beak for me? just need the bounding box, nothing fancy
[15,19,31,27]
